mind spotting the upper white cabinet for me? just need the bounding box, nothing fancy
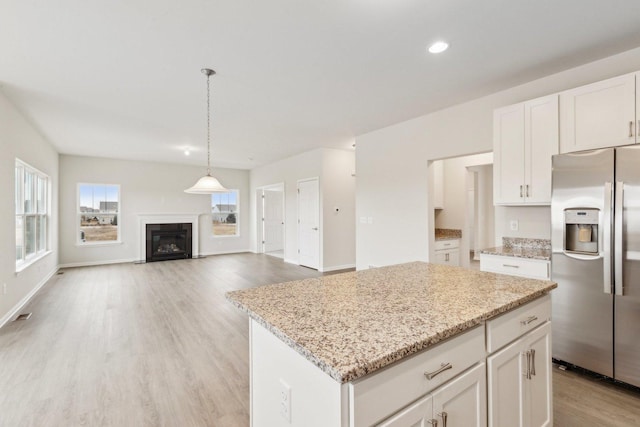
[493,95,559,205]
[432,160,444,209]
[560,73,637,153]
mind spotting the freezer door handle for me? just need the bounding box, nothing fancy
[604,181,613,294]
[615,181,624,296]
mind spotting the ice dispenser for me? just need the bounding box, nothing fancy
[564,208,599,254]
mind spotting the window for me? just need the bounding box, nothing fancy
[16,159,49,267]
[211,190,239,236]
[78,184,120,244]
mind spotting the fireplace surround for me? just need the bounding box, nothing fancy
[138,214,199,263]
[145,223,192,262]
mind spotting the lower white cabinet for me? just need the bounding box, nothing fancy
[380,363,487,427]
[480,254,550,280]
[487,322,552,427]
[434,239,460,267]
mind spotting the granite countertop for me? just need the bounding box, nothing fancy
[480,237,551,260]
[435,228,462,241]
[226,261,556,384]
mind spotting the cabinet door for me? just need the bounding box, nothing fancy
[494,104,525,204]
[524,323,552,427]
[432,363,487,427]
[377,393,434,427]
[524,95,558,204]
[433,249,459,266]
[560,73,636,153]
[487,337,526,427]
[433,251,448,265]
[448,249,460,267]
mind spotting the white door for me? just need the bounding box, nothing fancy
[560,73,636,152]
[298,178,319,269]
[487,336,526,427]
[263,189,284,253]
[432,363,487,427]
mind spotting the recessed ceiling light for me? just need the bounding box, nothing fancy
[428,41,449,54]
[184,150,190,156]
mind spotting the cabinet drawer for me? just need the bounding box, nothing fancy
[480,254,549,279]
[434,239,460,250]
[486,294,551,353]
[349,326,485,426]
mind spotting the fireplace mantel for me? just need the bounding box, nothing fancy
[138,214,200,261]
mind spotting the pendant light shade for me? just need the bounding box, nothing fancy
[185,68,228,194]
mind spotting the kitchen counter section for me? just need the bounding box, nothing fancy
[435,228,462,240]
[226,261,556,383]
[481,237,551,260]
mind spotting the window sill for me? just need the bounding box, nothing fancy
[76,240,123,247]
[16,250,53,274]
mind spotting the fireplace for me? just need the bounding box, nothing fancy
[145,223,192,262]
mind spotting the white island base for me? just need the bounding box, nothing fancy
[249,294,552,427]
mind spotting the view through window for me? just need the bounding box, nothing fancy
[211,190,238,236]
[78,184,120,243]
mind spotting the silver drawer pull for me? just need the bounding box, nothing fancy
[530,349,536,376]
[503,264,520,268]
[427,420,438,426]
[424,362,452,380]
[520,315,538,326]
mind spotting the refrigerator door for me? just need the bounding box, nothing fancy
[551,148,614,377]
[614,145,640,387]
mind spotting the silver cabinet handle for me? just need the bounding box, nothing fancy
[427,420,438,427]
[520,315,538,326]
[526,184,530,197]
[530,349,536,376]
[312,227,318,230]
[424,362,452,380]
[445,253,449,262]
[525,351,532,380]
[437,411,448,427]
[503,264,520,268]
[615,181,624,296]
[630,121,634,138]
[520,185,523,198]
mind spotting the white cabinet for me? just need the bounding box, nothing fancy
[432,160,444,209]
[560,73,636,153]
[480,254,550,280]
[493,95,558,205]
[380,363,487,427]
[434,239,460,266]
[487,322,552,427]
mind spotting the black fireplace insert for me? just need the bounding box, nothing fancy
[145,223,192,262]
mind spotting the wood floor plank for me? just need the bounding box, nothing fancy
[1,253,640,426]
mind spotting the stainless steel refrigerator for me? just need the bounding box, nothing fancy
[551,145,640,388]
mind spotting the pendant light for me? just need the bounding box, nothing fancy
[185,68,228,194]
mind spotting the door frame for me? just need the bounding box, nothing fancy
[255,182,286,255]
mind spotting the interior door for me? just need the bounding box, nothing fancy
[298,178,319,269]
[614,146,640,388]
[263,189,284,253]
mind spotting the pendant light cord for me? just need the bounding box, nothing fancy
[206,72,211,176]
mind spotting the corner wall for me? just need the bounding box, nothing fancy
[356,46,640,270]
[0,90,59,326]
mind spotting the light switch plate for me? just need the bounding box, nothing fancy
[510,220,519,231]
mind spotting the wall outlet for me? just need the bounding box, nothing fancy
[510,220,519,231]
[279,379,291,423]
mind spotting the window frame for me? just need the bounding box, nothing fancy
[77,183,122,246]
[211,189,240,237]
[15,159,50,271]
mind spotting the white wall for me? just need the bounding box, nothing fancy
[250,148,355,271]
[0,90,59,326]
[59,155,250,266]
[356,46,640,270]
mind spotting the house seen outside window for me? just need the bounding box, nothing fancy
[15,159,49,268]
[212,190,239,236]
[78,184,120,243]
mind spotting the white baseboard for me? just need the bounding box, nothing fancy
[319,263,356,273]
[58,258,136,269]
[199,250,251,257]
[0,267,58,329]
[283,258,298,265]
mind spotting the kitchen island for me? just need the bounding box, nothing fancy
[226,261,557,427]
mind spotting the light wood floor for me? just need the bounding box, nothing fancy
[1,253,639,426]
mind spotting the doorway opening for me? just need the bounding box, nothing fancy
[256,183,285,259]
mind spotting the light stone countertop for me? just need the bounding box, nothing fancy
[226,261,556,383]
[480,246,552,261]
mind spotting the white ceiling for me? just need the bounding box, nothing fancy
[2,0,640,169]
